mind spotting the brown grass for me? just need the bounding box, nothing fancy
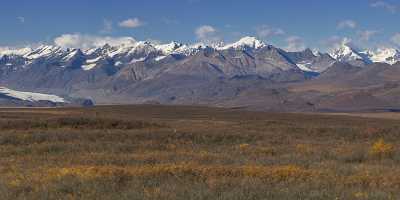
[0,105,400,199]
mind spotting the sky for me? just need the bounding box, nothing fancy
[1,0,400,51]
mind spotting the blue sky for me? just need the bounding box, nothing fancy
[1,0,400,51]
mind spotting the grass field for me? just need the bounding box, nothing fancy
[0,105,400,199]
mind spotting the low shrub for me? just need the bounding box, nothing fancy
[369,139,395,158]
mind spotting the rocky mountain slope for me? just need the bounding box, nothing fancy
[1,36,400,111]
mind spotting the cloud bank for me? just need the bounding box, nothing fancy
[53,34,136,49]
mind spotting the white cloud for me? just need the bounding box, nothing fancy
[195,25,221,43]
[370,1,397,13]
[322,36,354,51]
[285,36,306,52]
[53,33,136,49]
[391,33,400,46]
[358,30,379,42]
[256,25,285,39]
[118,18,144,28]
[337,20,357,29]
[195,25,217,39]
[17,16,25,23]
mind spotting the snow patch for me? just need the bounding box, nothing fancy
[86,57,102,63]
[130,57,146,63]
[82,63,97,70]
[115,61,123,66]
[155,55,167,61]
[0,87,65,103]
[62,49,79,61]
[296,63,314,72]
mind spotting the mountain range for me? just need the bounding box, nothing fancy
[0,36,400,111]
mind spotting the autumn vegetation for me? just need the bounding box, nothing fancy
[0,105,399,199]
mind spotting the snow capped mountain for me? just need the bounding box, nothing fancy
[330,43,364,62]
[330,43,400,66]
[329,43,375,67]
[369,48,400,65]
[155,41,183,55]
[25,45,64,60]
[173,43,209,56]
[219,36,266,50]
[62,49,80,61]
[96,41,156,59]
[312,49,323,57]
[283,48,335,73]
[2,36,400,109]
[0,47,32,57]
[80,42,155,70]
[1,36,400,75]
[130,41,158,55]
[0,87,65,103]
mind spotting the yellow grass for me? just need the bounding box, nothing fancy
[0,105,400,199]
[370,139,395,158]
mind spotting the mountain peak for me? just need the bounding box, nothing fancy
[155,41,183,55]
[370,47,400,65]
[24,45,63,60]
[301,48,317,57]
[329,43,400,65]
[311,49,323,57]
[219,36,266,50]
[330,42,364,62]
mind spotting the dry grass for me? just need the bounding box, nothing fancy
[0,105,400,199]
[327,112,400,120]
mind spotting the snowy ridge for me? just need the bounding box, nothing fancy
[173,43,208,56]
[1,36,400,73]
[370,48,400,65]
[0,87,65,103]
[62,49,80,61]
[155,41,183,55]
[312,49,322,57]
[0,47,33,57]
[329,43,400,65]
[218,36,266,50]
[330,43,364,62]
[25,45,63,60]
